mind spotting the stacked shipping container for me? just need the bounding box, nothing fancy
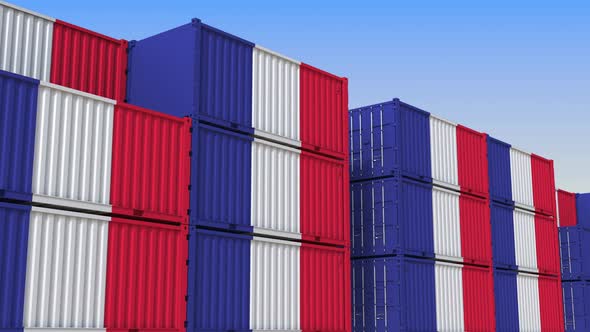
[126,17,351,331]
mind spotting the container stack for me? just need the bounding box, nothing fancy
[558,190,590,330]
[125,18,351,332]
[349,99,496,331]
[0,1,191,332]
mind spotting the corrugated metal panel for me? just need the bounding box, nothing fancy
[531,154,556,216]
[538,275,565,331]
[300,63,347,159]
[105,218,187,330]
[535,214,559,275]
[23,206,109,328]
[460,194,492,265]
[191,124,252,231]
[491,202,517,268]
[462,266,496,331]
[50,20,127,101]
[510,147,534,210]
[187,229,251,331]
[250,236,300,331]
[560,226,590,281]
[0,201,30,330]
[352,256,437,332]
[517,272,542,331]
[563,281,590,331]
[0,1,54,81]
[252,46,300,146]
[487,136,513,204]
[301,151,348,245]
[457,125,489,197]
[514,208,538,272]
[577,193,590,229]
[301,244,350,332]
[32,82,115,212]
[348,99,431,182]
[251,138,300,239]
[350,177,433,258]
[432,186,461,261]
[110,103,191,223]
[493,269,520,331]
[435,261,465,332]
[429,115,458,190]
[559,190,578,227]
[0,70,39,201]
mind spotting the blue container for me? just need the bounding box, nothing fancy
[576,194,590,229]
[560,226,590,281]
[351,255,436,332]
[0,202,31,330]
[349,98,431,182]
[493,269,520,331]
[490,201,517,269]
[191,123,253,231]
[350,176,434,258]
[487,136,514,205]
[127,19,254,134]
[563,281,590,331]
[0,70,39,202]
[187,228,251,331]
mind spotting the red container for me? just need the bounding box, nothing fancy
[301,151,349,246]
[105,218,188,331]
[531,154,557,217]
[457,125,489,198]
[558,189,578,227]
[460,194,492,265]
[463,265,496,331]
[538,275,565,331]
[111,103,192,223]
[301,244,351,332]
[300,64,348,160]
[51,20,127,101]
[535,213,560,275]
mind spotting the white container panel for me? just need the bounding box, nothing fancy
[23,206,110,328]
[435,261,465,332]
[251,138,301,239]
[430,115,459,190]
[32,82,115,212]
[513,208,538,272]
[0,1,54,81]
[432,186,462,261]
[517,273,542,331]
[250,237,301,330]
[252,46,300,146]
[510,148,534,209]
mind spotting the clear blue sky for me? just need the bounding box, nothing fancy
[13,0,590,192]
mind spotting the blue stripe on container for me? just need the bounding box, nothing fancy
[487,136,514,205]
[576,193,590,230]
[491,201,517,269]
[493,269,520,331]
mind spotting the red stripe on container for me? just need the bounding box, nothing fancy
[459,194,492,265]
[558,189,577,226]
[531,154,557,217]
[535,213,560,275]
[456,125,489,197]
[538,275,565,332]
[462,265,496,331]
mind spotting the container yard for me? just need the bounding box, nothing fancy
[0,1,588,332]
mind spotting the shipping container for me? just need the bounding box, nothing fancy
[459,193,492,265]
[491,201,517,269]
[535,213,560,275]
[531,154,556,216]
[487,136,513,205]
[513,208,538,273]
[50,20,127,101]
[493,269,520,331]
[563,281,590,331]
[0,69,39,202]
[105,218,188,331]
[560,226,590,281]
[0,1,54,81]
[558,190,578,227]
[576,193,590,229]
[349,98,431,182]
[187,228,350,331]
[0,201,31,330]
[510,147,535,211]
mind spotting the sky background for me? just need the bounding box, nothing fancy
[13,0,590,191]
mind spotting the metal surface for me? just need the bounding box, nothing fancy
[456,125,489,197]
[538,275,565,331]
[558,190,578,227]
[435,261,465,332]
[252,46,300,146]
[517,272,542,331]
[110,103,191,223]
[0,201,31,330]
[104,218,188,331]
[50,20,127,101]
[0,1,54,81]
[560,226,590,281]
[535,213,559,275]
[487,136,513,204]
[513,208,538,272]
[23,206,109,328]
[300,63,347,159]
[0,70,39,202]
[493,269,520,331]
[251,138,301,239]
[491,201,517,269]
[531,154,556,216]
[32,82,115,212]
[577,193,590,229]
[432,185,461,261]
[563,281,590,331]
[510,147,535,210]
[462,265,496,331]
[429,115,459,190]
[459,193,492,265]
